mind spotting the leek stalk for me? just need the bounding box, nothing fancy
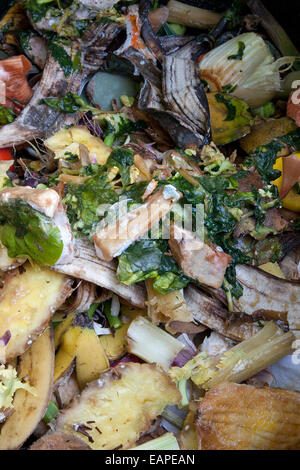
[169,322,294,390]
[131,433,180,450]
[126,316,184,371]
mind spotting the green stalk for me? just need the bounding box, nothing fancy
[247,0,299,57]
[177,379,189,408]
[131,433,180,450]
[103,299,122,330]
[104,133,115,147]
[87,302,100,320]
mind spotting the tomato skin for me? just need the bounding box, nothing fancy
[0,148,13,161]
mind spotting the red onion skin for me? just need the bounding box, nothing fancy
[171,347,196,367]
[111,354,143,367]
[0,330,11,346]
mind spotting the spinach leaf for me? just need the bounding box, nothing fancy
[18,31,32,51]
[247,129,300,183]
[117,238,189,294]
[25,0,54,22]
[222,84,237,93]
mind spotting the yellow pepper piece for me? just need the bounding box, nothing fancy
[273,152,300,212]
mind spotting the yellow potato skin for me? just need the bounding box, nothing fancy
[54,326,82,383]
[0,264,69,363]
[54,318,109,388]
[44,126,111,165]
[273,152,300,212]
[76,328,109,390]
[55,363,181,450]
[99,305,146,361]
[54,313,75,350]
[0,328,54,450]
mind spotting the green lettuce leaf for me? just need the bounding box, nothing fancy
[0,199,63,265]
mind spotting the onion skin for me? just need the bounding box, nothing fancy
[0,55,33,113]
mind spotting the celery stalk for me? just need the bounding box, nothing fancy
[131,433,180,450]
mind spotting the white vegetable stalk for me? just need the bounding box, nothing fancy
[126,316,184,370]
[131,432,180,450]
[198,32,296,108]
[110,294,120,317]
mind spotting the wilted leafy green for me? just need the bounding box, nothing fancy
[246,128,300,183]
[158,172,280,299]
[117,238,189,295]
[40,92,97,114]
[215,94,237,121]
[25,0,53,22]
[64,168,118,236]
[106,148,134,187]
[99,113,146,146]
[0,106,16,125]
[0,199,63,265]
[48,38,73,77]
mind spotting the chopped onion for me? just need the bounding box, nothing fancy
[177,333,197,352]
[0,330,11,346]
